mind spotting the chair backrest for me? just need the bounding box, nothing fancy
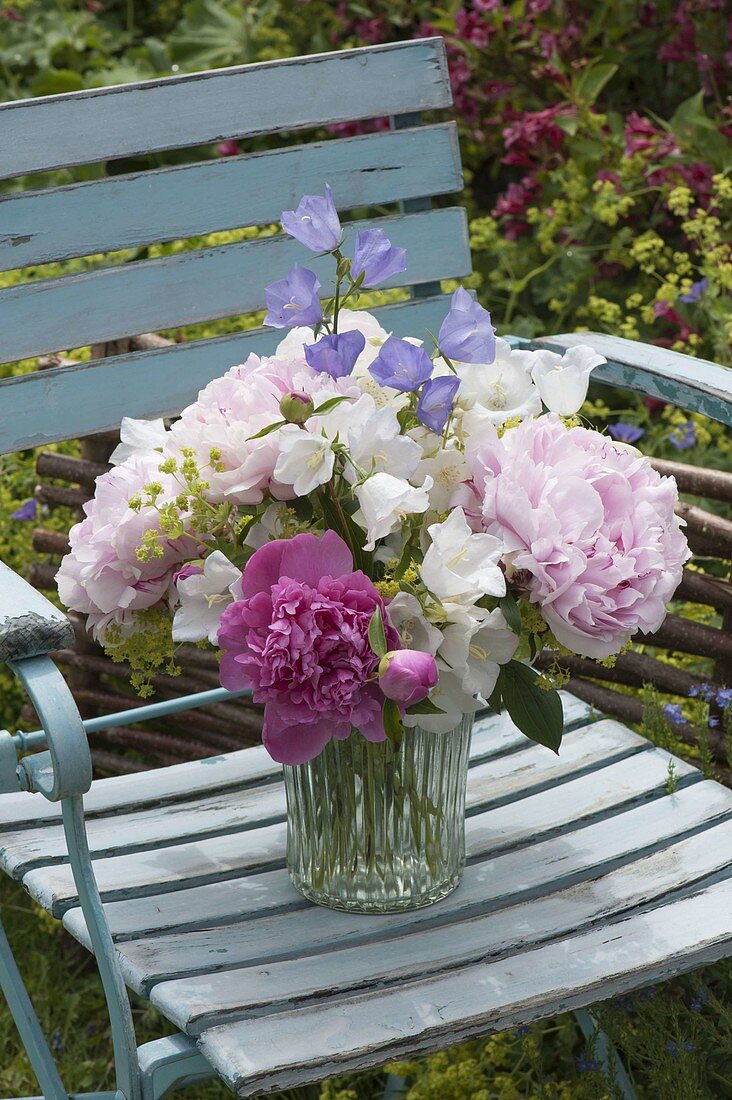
[0,37,467,455]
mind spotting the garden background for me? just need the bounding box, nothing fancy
[0,1,731,1096]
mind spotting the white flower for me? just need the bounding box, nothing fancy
[273,424,334,497]
[354,473,433,552]
[420,508,505,610]
[403,667,481,734]
[110,417,167,465]
[386,592,443,654]
[244,502,300,549]
[456,338,542,427]
[413,440,470,513]
[438,607,518,700]
[172,551,242,644]
[339,397,421,483]
[530,344,606,416]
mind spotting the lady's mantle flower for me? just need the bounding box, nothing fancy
[217,531,400,764]
[264,265,323,328]
[417,376,461,433]
[354,473,432,551]
[172,551,241,644]
[530,344,606,416]
[281,184,341,251]
[438,287,496,365]
[369,336,433,392]
[351,228,406,288]
[304,330,366,379]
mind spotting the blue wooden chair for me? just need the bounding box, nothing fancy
[1,37,732,1100]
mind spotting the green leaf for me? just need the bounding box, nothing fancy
[382,698,404,748]
[406,696,446,716]
[499,591,522,635]
[368,607,387,659]
[497,660,564,753]
[311,395,352,417]
[246,419,286,441]
[574,62,618,106]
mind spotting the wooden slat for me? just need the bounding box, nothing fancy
[0,208,469,365]
[0,717,629,878]
[27,739,693,918]
[0,40,451,179]
[65,772,724,948]
[534,333,732,426]
[149,814,732,1032]
[198,876,732,1097]
[0,125,461,270]
[0,293,455,454]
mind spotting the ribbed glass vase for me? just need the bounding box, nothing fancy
[282,714,473,913]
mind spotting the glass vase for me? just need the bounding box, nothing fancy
[282,714,473,913]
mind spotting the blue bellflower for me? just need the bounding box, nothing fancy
[351,228,406,288]
[11,499,37,521]
[417,376,461,433]
[304,330,366,379]
[281,184,341,252]
[679,277,708,304]
[608,422,645,444]
[264,265,323,328]
[668,421,696,450]
[438,287,496,365]
[663,703,684,725]
[369,336,433,392]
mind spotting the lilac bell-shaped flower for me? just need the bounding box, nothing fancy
[281,184,341,252]
[351,228,407,288]
[368,336,433,392]
[264,265,323,328]
[304,330,366,379]
[438,287,496,365]
[416,376,461,433]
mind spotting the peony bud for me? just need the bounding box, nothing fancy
[378,649,438,707]
[279,391,314,424]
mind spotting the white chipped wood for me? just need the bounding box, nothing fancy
[198,876,732,1096]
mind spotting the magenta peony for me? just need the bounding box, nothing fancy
[378,649,439,706]
[465,415,690,658]
[217,531,400,764]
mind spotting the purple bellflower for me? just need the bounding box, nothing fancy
[304,330,366,379]
[438,287,496,365]
[281,184,341,252]
[608,422,645,444]
[369,336,433,392]
[264,265,323,328]
[679,277,708,304]
[351,228,406,288]
[11,499,37,521]
[416,376,461,433]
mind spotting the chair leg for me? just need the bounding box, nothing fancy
[137,1033,217,1100]
[0,911,69,1100]
[575,1007,638,1100]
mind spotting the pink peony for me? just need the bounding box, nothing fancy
[378,649,438,706]
[56,452,199,641]
[217,531,400,764]
[465,416,690,659]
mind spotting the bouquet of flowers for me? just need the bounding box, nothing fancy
[57,186,690,767]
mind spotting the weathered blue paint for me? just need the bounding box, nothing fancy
[575,1008,637,1099]
[0,124,461,271]
[0,39,451,179]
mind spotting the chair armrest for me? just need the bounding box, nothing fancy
[532,332,732,426]
[0,560,74,663]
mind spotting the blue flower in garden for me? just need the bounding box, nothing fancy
[281,184,341,252]
[264,265,323,328]
[351,228,406,288]
[689,682,715,701]
[575,1051,601,1074]
[608,422,645,444]
[416,376,461,434]
[691,987,709,1012]
[369,336,433,392]
[679,277,708,304]
[438,287,496,365]
[668,421,696,449]
[663,703,685,725]
[304,330,366,379]
[716,686,732,709]
[11,499,37,521]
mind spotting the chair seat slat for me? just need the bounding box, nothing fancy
[0,208,469,366]
[0,125,461,271]
[197,876,732,1097]
[0,39,451,179]
[0,293,457,455]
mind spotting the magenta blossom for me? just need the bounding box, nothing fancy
[378,649,438,707]
[465,416,689,659]
[217,531,400,764]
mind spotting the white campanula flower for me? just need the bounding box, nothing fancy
[530,344,606,416]
[110,417,168,465]
[438,607,518,701]
[386,592,443,654]
[411,438,470,514]
[455,337,542,427]
[274,424,335,497]
[172,551,242,645]
[420,508,506,611]
[354,473,433,552]
[402,667,481,734]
